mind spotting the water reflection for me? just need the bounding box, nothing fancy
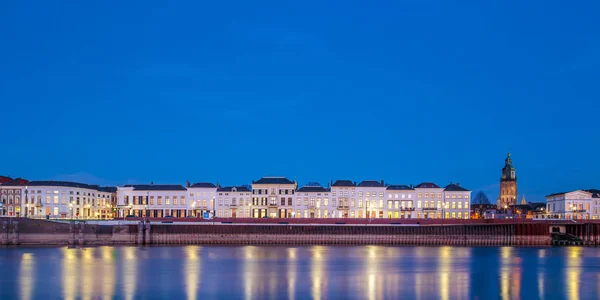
[3,246,600,299]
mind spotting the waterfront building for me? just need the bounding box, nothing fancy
[117,184,188,218]
[23,181,116,219]
[497,152,518,209]
[251,177,297,218]
[216,185,252,218]
[414,182,445,219]
[187,182,217,217]
[542,189,600,220]
[385,185,416,219]
[330,180,357,218]
[443,183,471,219]
[0,178,28,217]
[356,180,386,218]
[294,183,331,218]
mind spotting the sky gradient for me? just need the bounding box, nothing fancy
[1,1,599,202]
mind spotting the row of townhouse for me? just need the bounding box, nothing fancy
[116,177,472,219]
[537,189,600,220]
[0,179,117,218]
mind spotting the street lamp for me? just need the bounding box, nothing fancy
[192,202,196,217]
[69,202,73,219]
[25,203,29,218]
[24,186,28,218]
[145,205,148,219]
[504,205,508,214]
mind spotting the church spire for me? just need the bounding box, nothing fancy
[521,194,526,205]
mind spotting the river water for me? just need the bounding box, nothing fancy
[0,245,598,299]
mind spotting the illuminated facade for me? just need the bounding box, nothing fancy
[117,184,188,218]
[542,189,600,220]
[22,181,116,219]
[187,182,217,217]
[294,184,331,218]
[215,186,252,218]
[0,178,28,217]
[251,177,297,218]
[497,152,518,209]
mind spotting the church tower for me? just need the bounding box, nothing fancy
[497,152,518,209]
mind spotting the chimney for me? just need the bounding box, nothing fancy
[330,180,333,186]
[381,180,384,186]
[410,183,413,189]
[186,181,190,188]
[150,180,154,185]
[457,183,460,187]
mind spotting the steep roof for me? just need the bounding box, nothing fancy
[386,185,414,191]
[190,182,216,188]
[331,180,356,187]
[297,186,330,193]
[124,184,186,191]
[358,180,384,187]
[1,178,29,186]
[252,177,294,185]
[27,180,115,193]
[415,182,440,189]
[0,176,13,184]
[217,186,251,192]
[444,183,470,192]
[584,189,600,198]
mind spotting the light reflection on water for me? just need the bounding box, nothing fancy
[2,246,600,299]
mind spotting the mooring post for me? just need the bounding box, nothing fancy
[12,221,19,245]
[137,221,145,245]
[78,222,85,245]
[1,221,8,245]
[144,221,151,245]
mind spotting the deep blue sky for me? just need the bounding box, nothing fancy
[1,1,599,202]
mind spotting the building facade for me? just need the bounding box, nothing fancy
[23,181,116,219]
[356,180,387,218]
[216,186,252,218]
[414,182,445,219]
[251,177,297,218]
[0,178,29,217]
[442,183,471,219]
[542,189,600,220]
[294,184,331,218]
[187,182,217,217]
[117,184,188,218]
[498,152,518,209]
[330,180,357,218]
[385,185,416,219]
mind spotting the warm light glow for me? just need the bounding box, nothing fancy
[19,253,34,300]
[310,246,326,300]
[123,247,137,300]
[185,246,201,300]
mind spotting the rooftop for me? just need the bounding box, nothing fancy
[414,182,440,189]
[358,180,385,187]
[444,183,469,192]
[217,186,251,192]
[190,182,216,188]
[252,177,294,185]
[331,180,356,187]
[386,185,414,191]
[27,180,115,193]
[124,184,187,191]
[1,178,29,186]
[0,176,13,184]
[297,186,330,193]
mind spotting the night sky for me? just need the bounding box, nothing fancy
[1,1,599,202]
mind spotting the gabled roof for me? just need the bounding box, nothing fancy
[190,182,216,188]
[98,186,117,193]
[217,186,251,192]
[546,190,593,197]
[444,183,469,192]
[124,184,187,191]
[297,186,330,193]
[0,176,13,184]
[414,182,440,189]
[331,180,356,187]
[26,180,115,193]
[358,180,384,187]
[584,189,600,198]
[386,185,414,191]
[1,178,29,186]
[252,177,294,185]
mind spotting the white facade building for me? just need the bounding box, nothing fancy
[251,177,297,218]
[215,186,252,218]
[23,181,116,219]
[356,180,387,218]
[442,183,471,219]
[543,189,600,220]
[414,182,445,219]
[117,184,188,218]
[330,180,357,218]
[187,182,217,217]
[294,184,332,218]
[385,185,416,219]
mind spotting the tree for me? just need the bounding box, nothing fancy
[473,191,490,205]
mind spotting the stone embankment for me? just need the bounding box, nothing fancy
[1,218,599,246]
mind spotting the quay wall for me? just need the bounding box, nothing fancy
[3,218,600,246]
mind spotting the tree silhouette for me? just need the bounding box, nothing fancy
[473,191,490,205]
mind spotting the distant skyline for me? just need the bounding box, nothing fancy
[1,1,599,202]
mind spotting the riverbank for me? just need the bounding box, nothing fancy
[2,218,598,246]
